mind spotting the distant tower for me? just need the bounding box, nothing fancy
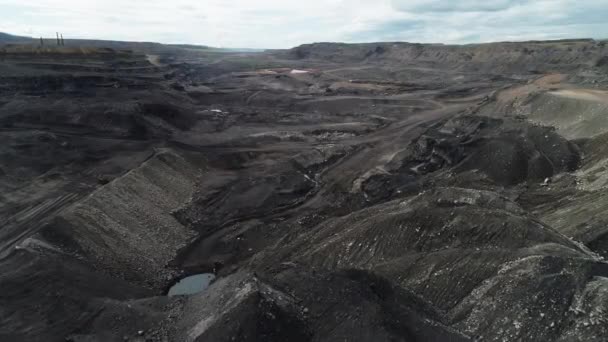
[40,37,44,47]
[56,32,60,46]
[60,34,64,46]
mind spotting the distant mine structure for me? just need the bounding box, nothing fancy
[38,33,65,47]
[55,32,65,46]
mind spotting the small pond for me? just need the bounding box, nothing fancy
[167,273,216,297]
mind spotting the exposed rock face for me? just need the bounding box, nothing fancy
[397,116,581,185]
[3,39,608,341]
[41,149,199,288]
[254,187,608,341]
[285,40,607,73]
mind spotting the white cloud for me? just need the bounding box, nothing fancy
[0,0,606,48]
[391,0,525,12]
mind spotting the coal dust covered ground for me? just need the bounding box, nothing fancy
[2,37,608,341]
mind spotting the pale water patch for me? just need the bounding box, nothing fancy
[168,273,216,296]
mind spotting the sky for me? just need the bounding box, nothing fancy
[1,0,607,49]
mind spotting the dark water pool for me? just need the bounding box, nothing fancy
[167,273,216,296]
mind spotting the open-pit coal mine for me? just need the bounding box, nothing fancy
[2,36,608,341]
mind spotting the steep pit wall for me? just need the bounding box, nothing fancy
[41,148,200,288]
[525,90,608,140]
